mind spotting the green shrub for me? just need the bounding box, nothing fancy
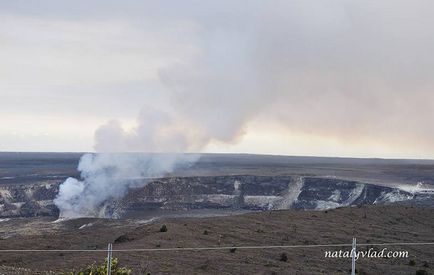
[159,224,168,232]
[279,252,288,262]
[409,259,416,266]
[65,257,132,275]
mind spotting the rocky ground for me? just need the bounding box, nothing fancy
[2,175,433,219]
[2,152,434,219]
[0,205,433,274]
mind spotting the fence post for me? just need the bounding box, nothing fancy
[351,238,356,275]
[107,243,112,275]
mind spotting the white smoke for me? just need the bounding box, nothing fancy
[94,108,209,153]
[54,108,202,218]
[54,153,198,218]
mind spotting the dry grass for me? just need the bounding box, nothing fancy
[0,205,433,274]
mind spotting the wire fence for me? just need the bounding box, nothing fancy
[1,240,433,275]
[0,241,433,252]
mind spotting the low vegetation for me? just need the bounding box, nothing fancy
[279,252,288,262]
[65,258,132,275]
[159,224,167,232]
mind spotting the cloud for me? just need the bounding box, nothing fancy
[1,0,434,156]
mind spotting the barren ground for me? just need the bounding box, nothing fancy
[0,205,433,275]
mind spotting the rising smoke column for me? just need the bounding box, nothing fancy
[54,109,202,218]
[52,22,271,218]
[53,43,276,219]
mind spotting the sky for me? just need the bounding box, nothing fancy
[1,0,434,159]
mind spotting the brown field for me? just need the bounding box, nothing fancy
[1,205,433,275]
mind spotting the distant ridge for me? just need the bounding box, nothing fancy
[1,151,433,164]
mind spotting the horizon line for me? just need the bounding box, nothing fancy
[1,151,433,162]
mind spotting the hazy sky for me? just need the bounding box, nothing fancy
[1,0,434,158]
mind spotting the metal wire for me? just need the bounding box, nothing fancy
[0,242,433,252]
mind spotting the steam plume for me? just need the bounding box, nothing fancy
[54,109,202,218]
[54,153,198,218]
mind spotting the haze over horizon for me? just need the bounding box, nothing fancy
[1,0,434,159]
